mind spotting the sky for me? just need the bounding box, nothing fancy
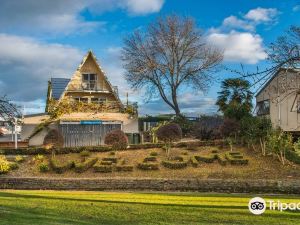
[0,0,299,116]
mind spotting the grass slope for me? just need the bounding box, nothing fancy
[0,190,299,225]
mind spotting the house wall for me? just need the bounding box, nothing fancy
[256,69,300,131]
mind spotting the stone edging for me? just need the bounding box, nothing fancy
[0,177,300,194]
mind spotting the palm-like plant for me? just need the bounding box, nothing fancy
[216,78,253,120]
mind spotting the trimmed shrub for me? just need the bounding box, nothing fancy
[162,160,188,169]
[101,160,113,165]
[109,151,116,156]
[43,129,64,148]
[39,162,50,172]
[0,156,10,174]
[15,155,25,163]
[143,156,157,162]
[93,162,113,173]
[115,163,134,172]
[102,157,118,163]
[194,154,218,163]
[181,151,188,155]
[217,154,227,166]
[211,150,218,153]
[162,156,188,169]
[104,130,128,150]
[74,157,98,173]
[50,158,73,174]
[190,156,199,167]
[225,152,248,165]
[156,123,182,143]
[137,162,159,170]
[80,150,90,157]
[150,151,158,156]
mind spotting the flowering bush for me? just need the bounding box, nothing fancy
[0,156,10,174]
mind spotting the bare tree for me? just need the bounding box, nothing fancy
[121,15,223,116]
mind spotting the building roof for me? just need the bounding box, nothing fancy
[50,78,70,100]
[255,67,300,97]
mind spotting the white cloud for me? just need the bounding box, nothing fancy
[0,0,164,35]
[125,0,164,15]
[293,5,300,12]
[207,31,267,64]
[0,33,83,101]
[222,15,255,31]
[244,7,278,22]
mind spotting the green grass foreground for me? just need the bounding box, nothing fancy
[0,190,299,225]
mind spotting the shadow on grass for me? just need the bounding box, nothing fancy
[0,191,246,210]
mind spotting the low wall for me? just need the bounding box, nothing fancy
[0,178,299,194]
[0,141,28,148]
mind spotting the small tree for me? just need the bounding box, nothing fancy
[266,129,293,165]
[104,130,128,150]
[219,118,240,151]
[216,78,253,121]
[240,116,272,154]
[43,129,64,149]
[156,123,182,158]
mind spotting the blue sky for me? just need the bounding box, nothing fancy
[0,0,299,115]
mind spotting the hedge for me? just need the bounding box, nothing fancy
[286,150,300,164]
[93,162,113,173]
[115,164,134,172]
[194,154,217,163]
[225,152,248,165]
[162,160,188,169]
[74,157,98,173]
[190,156,199,167]
[0,140,227,155]
[217,154,227,166]
[143,156,157,162]
[102,156,118,163]
[137,162,159,170]
[49,158,74,174]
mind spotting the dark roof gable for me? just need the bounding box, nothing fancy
[50,78,70,100]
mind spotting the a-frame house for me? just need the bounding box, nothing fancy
[22,51,139,147]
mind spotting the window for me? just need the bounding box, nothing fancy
[91,97,106,103]
[256,100,270,116]
[82,74,97,90]
[297,101,300,113]
[73,97,88,103]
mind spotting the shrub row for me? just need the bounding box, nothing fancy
[137,162,159,170]
[162,160,188,169]
[194,154,218,163]
[225,152,248,165]
[74,157,98,173]
[190,156,199,167]
[49,158,74,174]
[93,162,113,173]
[217,154,227,166]
[0,140,226,155]
[115,164,134,172]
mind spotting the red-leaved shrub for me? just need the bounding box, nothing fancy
[104,130,128,150]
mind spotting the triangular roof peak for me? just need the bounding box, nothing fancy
[58,50,123,106]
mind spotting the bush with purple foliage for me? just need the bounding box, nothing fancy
[104,130,128,150]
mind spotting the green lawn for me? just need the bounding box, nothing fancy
[0,190,299,225]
